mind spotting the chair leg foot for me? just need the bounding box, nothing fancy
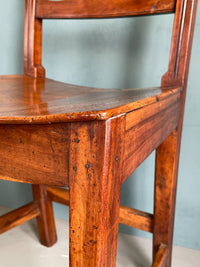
[153,130,181,267]
[32,185,57,247]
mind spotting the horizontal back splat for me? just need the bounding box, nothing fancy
[36,0,176,19]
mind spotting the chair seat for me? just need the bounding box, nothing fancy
[0,75,181,124]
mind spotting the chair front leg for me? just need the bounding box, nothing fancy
[69,117,125,267]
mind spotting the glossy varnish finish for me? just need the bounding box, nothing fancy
[32,185,57,247]
[0,202,39,234]
[36,0,176,19]
[0,75,180,124]
[24,0,45,78]
[153,0,198,265]
[47,187,154,232]
[47,186,70,206]
[152,244,168,267]
[124,90,181,179]
[0,0,198,266]
[69,117,125,266]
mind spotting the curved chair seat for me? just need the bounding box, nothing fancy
[0,75,181,124]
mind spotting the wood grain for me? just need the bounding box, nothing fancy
[162,0,198,87]
[0,0,198,266]
[47,186,70,206]
[0,202,39,234]
[36,0,176,19]
[119,205,153,233]
[0,123,69,186]
[154,132,179,266]
[69,117,125,266]
[124,90,181,180]
[154,1,198,266]
[0,75,181,124]
[32,185,57,247]
[46,186,154,232]
[152,244,168,267]
[24,0,45,78]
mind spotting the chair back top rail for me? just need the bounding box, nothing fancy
[36,0,176,19]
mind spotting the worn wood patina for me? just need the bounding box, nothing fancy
[0,0,198,266]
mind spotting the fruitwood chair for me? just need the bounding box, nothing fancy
[0,0,198,266]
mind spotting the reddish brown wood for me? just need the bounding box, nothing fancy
[119,206,153,233]
[0,75,181,124]
[47,186,70,206]
[36,0,176,19]
[152,244,168,267]
[0,0,198,266]
[162,0,198,86]
[69,116,125,266]
[32,185,57,247]
[46,186,154,232]
[0,202,39,234]
[24,0,45,78]
[124,90,181,180]
[0,123,69,186]
[153,1,198,266]
[153,132,179,266]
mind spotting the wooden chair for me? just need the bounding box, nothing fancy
[0,0,198,266]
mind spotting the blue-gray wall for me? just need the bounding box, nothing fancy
[0,0,199,250]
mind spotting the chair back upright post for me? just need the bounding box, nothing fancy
[161,0,198,138]
[162,0,198,87]
[154,0,198,266]
[24,0,45,78]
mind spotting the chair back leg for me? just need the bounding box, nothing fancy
[153,129,181,267]
[32,185,57,247]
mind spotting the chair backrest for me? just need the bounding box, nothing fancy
[24,0,198,91]
[35,0,176,19]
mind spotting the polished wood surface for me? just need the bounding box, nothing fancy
[0,0,198,266]
[119,206,154,233]
[0,75,180,124]
[0,123,69,186]
[124,90,181,179]
[0,202,39,234]
[152,244,168,267]
[24,0,45,78]
[162,0,198,86]
[153,0,198,266]
[32,185,57,247]
[36,0,176,19]
[69,117,125,266]
[47,186,70,206]
[0,79,181,188]
[46,186,154,233]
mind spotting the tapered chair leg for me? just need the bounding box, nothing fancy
[32,185,57,247]
[153,130,181,267]
[69,118,125,266]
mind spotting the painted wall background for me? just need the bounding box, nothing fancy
[0,0,199,250]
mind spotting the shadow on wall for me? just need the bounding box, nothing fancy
[42,15,172,89]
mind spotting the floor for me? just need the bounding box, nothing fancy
[0,206,199,267]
